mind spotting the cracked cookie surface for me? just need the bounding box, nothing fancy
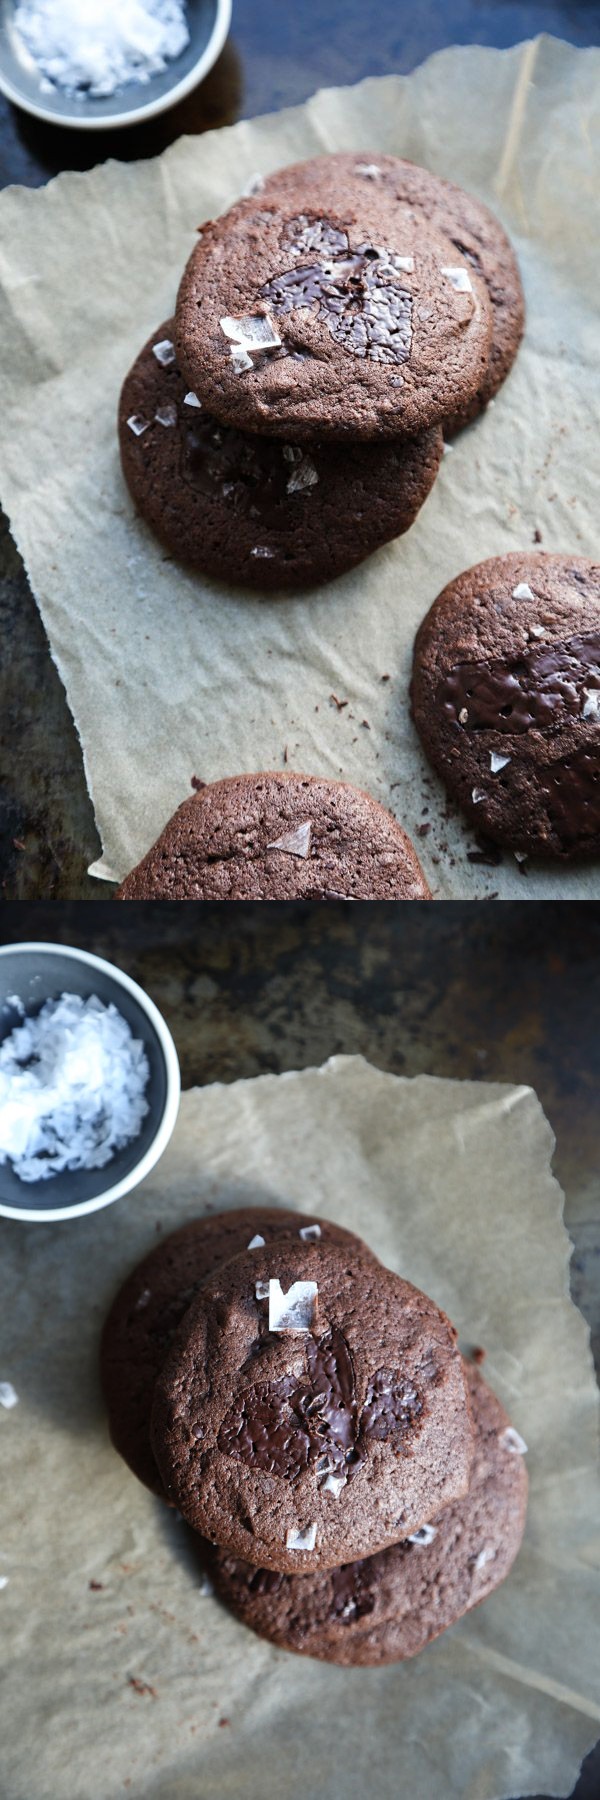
[115,772,432,901]
[119,320,442,590]
[150,1238,474,1571]
[175,178,492,442]
[211,1361,527,1662]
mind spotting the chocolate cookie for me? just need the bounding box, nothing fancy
[249,154,524,435]
[211,1361,527,1663]
[101,1209,365,1498]
[115,773,432,900]
[150,1239,474,1572]
[411,553,600,860]
[175,181,493,442]
[119,322,443,589]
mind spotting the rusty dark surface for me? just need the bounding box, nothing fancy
[0,902,599,1790]
[1,0,600,897]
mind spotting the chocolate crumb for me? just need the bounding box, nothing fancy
[191,775,206,792]
[330,694,349,710]
[89,1580,104,1592]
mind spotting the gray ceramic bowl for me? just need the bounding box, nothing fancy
[0,942,180,1222]
[0,0,231,130]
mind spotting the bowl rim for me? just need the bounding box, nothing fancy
[0,940,181,1222]
[0,0,232,131]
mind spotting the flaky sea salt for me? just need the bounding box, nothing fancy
[268,1279,318,1333]
[442,266,473,293]
[0,1383,19,1409]
[13,0,190,99]
[0,993,150,1182]
[286,1524,317,1551]
[152,338,176,367]
[267,822,312,859]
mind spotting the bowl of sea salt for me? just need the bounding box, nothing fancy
[0,943,180,1222]
[0,0,231,130]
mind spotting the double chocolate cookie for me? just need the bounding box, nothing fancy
[249,153,524,435]
[175,180,493,442]
[411,553,600,859]
[211,1361,528,1664]
[150,1238,474,1572]
[101,1209,366,1498]
[119,322,442,589]
[115,773,431,900]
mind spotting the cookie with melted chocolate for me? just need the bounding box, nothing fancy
[412,553,600,860]
[115,772,432,901]
[150,1239,474,1572]
[175,186,492,442]
[119,321,443,589]
[211,1361,528,1663]
[248,153,525,436]
[101,1209,367,1499]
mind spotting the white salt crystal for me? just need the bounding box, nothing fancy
[442,266,473,293]
[471,788,486,804]
[152,339,176,367]
[321,1474,345,1497]
[0,993,150,1183]
[250,545,275,559]
[254,1280,270,1300]
[220,315,281,353]
[230,347,253,374]
[247,1234,265,1250]
[391,255,414,273]
[155,403,177,428]
[242,173,265,197]
[286,1524,317,1551]
[474,1545,495,1571]
[512,583,535,601]
[355,164,382,178]
[582,689,600,720]
[408,1523,437,1546]
[500,1426,528,1455]
[127,415,149,437]
[268,1279,318,1333]
[267,822,312,859]
[490,752,511,773]
[13,0,190,98]
[184,392,202,408]
[0,1383,18,1410]
[286,457,319,496]
[299,1224,321,1242]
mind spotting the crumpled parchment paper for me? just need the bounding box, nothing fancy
[0,37,599,894]
[1,1059,599,1800]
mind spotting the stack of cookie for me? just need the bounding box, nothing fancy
[119,151,524,592]
[101,1208,527,1665]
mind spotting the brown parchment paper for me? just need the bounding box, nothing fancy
[1,1061,599,1800]
[0,38,599,896]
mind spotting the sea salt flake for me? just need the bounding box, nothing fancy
[442,266,473,293]
[152,339,176,367]
[231,347,253,374]
[184,392,202,408]
[490,752,511,773]
[268,1278,318,1333]
[514,850,528,865]
[250,545,275,559]
[254,1280,270,1301]
[220,314,281,353]
[267,822,312,859]
[134,1287,151,1311]
[198,1573,214,1596]
[475,1546,495,1571]
[529,625,545,639]
[299,1224,321,1242]
[0,1382,18,1410]
[500,1426,528,1455]
[242,172,265,197]
[391,255,415,273]
[247,1234,265,1249]
[582,689,600,720]
[321,1473,345,1497]
[286,1524,317,1551]
[471,788,486,804]
[408,1523,437,1547]
[512,583,535,601]
[283,445,303,464]
[127,414,149,437]
[155,403,177,428]
[0,993,150,1183]
[458,707,468,725]
[442,442,453,455]
[286,456,319,496]
[355,164,382,178]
